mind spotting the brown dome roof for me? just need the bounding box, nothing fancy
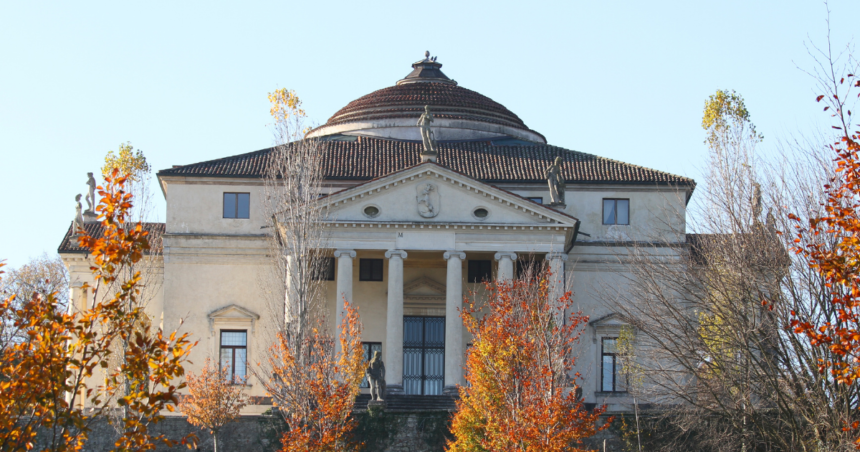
[306,53,545,143]
[322,83,536,133]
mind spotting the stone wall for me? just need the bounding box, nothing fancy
[44,412,621,451]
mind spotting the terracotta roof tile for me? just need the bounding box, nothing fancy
[58,222,165,254]
[157,137,695,188]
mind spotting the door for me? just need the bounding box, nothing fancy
[403,316,445,395]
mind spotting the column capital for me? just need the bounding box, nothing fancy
[334,249,356,259]
[384,249,408,259]
[443,250,466,261]
[546,252,569,262]
[494,252,518,262]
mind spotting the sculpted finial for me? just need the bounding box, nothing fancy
[85,172,96,214]
[545,156,566,206]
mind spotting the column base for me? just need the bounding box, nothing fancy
[443,385,460,396]
[385,384,404,395]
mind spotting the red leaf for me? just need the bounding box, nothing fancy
[817,95,826,102]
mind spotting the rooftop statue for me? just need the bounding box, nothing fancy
[73,194,84,233]
[366,350,386,402]
[545,156,566,206]
[85,172,96,214]
[418,105,437,160]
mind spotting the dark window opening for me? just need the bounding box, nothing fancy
[313,257,335,281]
[223,193,250,219]
[603,199,629,225]
[359,259,384,281]
[528,197,544,204]
[220,330,247,384]
[360,342,382,388]
[516,258,541,280]
[468,260,492,283]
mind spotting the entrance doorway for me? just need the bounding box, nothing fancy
[403,316,445,395]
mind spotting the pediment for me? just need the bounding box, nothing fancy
[208,304,260,320]
[320,162,578,227]
[589,313,629,327]
[404,276,446,297]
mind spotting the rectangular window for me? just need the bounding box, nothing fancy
[602,199,629,225]
[359,342,382,388]
[601,338,625,392]
[527,197,543,204]
[359,259,384,281]
[467,260,492,283]
[313,257,336,281]
[223,193,250,219]
[220,330,247,384]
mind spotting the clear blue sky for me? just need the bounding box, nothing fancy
[1,1,857,268]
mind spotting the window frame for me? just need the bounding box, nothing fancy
[220,329,248,384]
[223,192,251,219]
[359,258,384,282]
[602,198,630,225]
[601,337,625,393]
[527,197,544,204]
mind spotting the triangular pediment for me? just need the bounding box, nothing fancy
[320,162,579,227]
[589,313,629,327]
[404,276,446,297]
[208,304,260,320]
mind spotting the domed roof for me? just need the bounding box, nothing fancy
[305,53,546,143]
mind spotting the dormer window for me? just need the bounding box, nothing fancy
[224,193,250,219]
[603,199,629,225]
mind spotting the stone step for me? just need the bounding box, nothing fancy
[353,393,458,412]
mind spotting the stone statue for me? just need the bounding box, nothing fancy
[366,350,386,402]
[416,183,439,218]
[85,172,96,213]
[417,105,437,156]
[752,182,762,222]
[73,194,85,232]
[545,156,566,205]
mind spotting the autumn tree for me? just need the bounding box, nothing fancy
[180,358,248,452]
[788,34,860,448]
[262,301,365,452]
[255,89,366,451]
[0,169,195,451]
[448,265,608,452]
[598,87,860,451]
[0,253,68,348]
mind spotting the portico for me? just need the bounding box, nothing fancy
[316,162,579,395]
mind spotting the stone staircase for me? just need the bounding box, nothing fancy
[353,393,458,412]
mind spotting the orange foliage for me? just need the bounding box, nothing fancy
[265,300,365,452]
[0,169,195,451]
[789,73,860,446]
[180,358,247,451]
[448,269,609,452]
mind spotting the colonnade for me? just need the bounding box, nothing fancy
[330,249,567,392]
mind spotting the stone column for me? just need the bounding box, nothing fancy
[494,252,517,282]
[384,249,407,393]
[443,250,466,393]
[333,249,356,343]
[547,252,569,324]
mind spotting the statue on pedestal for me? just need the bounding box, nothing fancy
[73,194,85,233]
[85,172,97,214]
[545,156,566,206]
[418,105,437,161]
[366,350,386,402]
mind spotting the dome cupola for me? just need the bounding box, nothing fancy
[305,53,546,144]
